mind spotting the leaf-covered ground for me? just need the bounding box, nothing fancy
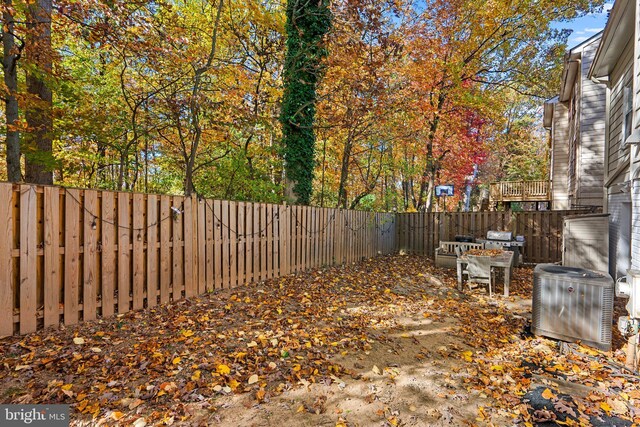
[1,255,638,426]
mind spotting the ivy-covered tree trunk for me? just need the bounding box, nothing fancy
[2,0,22,182]
[280,0,331,205]
[24,0,53,185]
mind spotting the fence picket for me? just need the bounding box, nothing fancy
[147,195,159,307]
[19,186,38,333]
[102,192,116,317]
[83,190,98,320]
[132,193,145,310]
[159,196,171,303]
[65,189,81,325]
[43,187,60,328]
[117,192,131,314]
[237,202,245,287]
[0,184,14,336]
[183,196,195,297]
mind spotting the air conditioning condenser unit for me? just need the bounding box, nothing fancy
[532,264,614,350]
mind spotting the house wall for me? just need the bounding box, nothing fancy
[576,42,606,207]
[606,38,633,175]
[606,41,633,276]
[552,103,570,210]
[632,5,640,271]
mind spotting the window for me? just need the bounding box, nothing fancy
[623,84,633,142]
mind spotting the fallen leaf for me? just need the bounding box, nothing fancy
[599,401,612,416]
[73,337,85,345]
[541,388,555,400]
[248,374,259,385]
[217,364,231,375]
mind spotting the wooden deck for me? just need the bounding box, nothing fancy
[490,180,551,203]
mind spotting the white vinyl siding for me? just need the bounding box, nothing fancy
[551,103,570,210]
[575,42,606,207]
[607,38,633,176]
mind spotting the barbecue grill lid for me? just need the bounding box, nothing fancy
[487,230,513,241]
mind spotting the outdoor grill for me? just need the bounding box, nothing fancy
[480,230,525,265]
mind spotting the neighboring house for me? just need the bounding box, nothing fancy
[543,33,606,211]
[589,0,635,279]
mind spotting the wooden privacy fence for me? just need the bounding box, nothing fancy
[396,210,586,264]
[0,183,396,336]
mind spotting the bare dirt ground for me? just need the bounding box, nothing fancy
[1,255,638,426]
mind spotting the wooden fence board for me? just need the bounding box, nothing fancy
[132,193,145,310]
[101,192,115,317]
[279,205,289,276]
[261,203,267,281]
[251,203,262,282]
[65,189,81,325]
[183,196,195,297]
[83,190,98,321]
[117,192,131,313]
[43,187,60,328]
[197,198,206,294]
[147,194,159,307]
[205,199,214,292]
[267,204,274,278]
[173,196,184,298]
[245,204,254,283]
[273,204,280,277]
[0,184,14,336]
[221,200,230,288]
[229,201,237,288]
[237,202,245,287]
[159,196,171,303]
[214,200,223,289]
[19,186,37,333]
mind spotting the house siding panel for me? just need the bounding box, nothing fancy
[552,102,570,210]
[607,39,633,176]
[577,41,606,207]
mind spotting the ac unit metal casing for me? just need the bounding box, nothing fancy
[532,264,614,350]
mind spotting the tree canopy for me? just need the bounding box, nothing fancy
[0,0,605,210]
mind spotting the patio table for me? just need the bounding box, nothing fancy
[456,250,514,297]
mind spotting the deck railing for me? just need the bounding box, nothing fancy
[489,180,550,202]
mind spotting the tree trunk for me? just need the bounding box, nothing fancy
[24,0,53,185]
[2,0,22,181]
[336,137,353,209]
[280,0,331,205]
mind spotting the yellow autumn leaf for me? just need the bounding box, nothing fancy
[61,384,73,391]
[191,370,201,381]
[172,357,181,365]
[181,329,194,337]
[541,388,555,400]
[111,411,125,420]
[462,351,473,362]
[217,364,231,375]
[600,402,612,416]
[228,379,240,390]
